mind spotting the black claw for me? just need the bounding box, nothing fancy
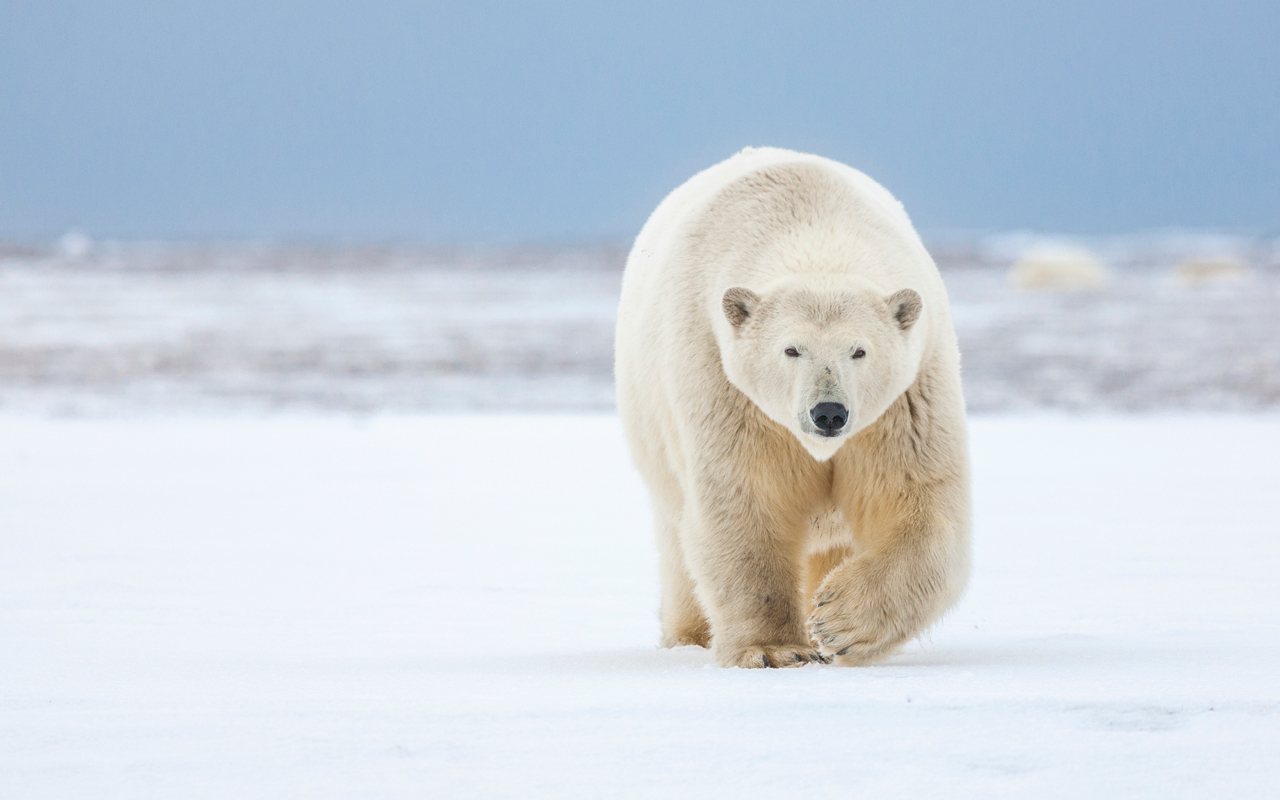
[761,653,772,668]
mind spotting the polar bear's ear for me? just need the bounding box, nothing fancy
[722,287,759,328]
[886,289,922,331]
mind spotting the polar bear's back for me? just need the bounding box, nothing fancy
[616,148,940,371]
[620,147,915,300]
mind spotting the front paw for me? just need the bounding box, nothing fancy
[714,643,831,669]
[807,562,919,665]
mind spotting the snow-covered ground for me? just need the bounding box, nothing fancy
[1,240,1278,414]
[3,414,1277,798]
[2,238,1277,794]
[0,245,624,414]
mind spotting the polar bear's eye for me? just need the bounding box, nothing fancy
[785,347,800,358]
[852,348,866,359]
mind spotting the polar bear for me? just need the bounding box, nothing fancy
[615,147,970,668]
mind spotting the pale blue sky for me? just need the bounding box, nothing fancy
[2,1,1276,241]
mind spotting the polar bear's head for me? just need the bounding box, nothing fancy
[718,276,925,461]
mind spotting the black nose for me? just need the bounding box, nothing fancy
[810,402,848,433]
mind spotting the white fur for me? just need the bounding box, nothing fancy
[616,147,971,668]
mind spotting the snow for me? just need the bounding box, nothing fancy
[3,413,1277,798]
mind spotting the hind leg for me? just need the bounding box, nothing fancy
[656,517,711,648]
[805,546,852,616]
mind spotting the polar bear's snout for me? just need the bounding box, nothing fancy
[810,402,848,435]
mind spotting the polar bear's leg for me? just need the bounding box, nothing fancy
[808,380,971,665]
[683,466,830,669]
[803,507,855,612]
[656,516,711,648]
[804,546,852,614]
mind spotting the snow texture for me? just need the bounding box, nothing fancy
[1,239,1278,414]
[2,414,1277,798]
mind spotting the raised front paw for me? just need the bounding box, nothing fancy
[807,563,919,665]
[714,643,831,669]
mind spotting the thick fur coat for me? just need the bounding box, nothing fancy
[615,147,971,668]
